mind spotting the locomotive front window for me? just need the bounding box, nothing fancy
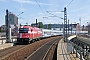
[19,28,29,33]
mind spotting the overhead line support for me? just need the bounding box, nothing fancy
[63,7,68,42]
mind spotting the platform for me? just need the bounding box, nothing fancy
[57,39,80,60]
[0,43,13,50]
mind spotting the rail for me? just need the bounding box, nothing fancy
[42,39,58,60]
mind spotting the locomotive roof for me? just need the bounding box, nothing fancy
[20,25,32,28]
[19,26,42,30]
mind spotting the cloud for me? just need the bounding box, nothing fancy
[77,13,90,25]
[13,0,54,6]
[19,1,23,7]
[82,16,90,21]
[71,5,90,12]
[0,0,6,2]
[19,8,27,11]
[13,0,34,4]
[78,14,88,17]
[77,14,90,20]
[38,13,42,15]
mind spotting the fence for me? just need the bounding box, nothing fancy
[0,36,17,44]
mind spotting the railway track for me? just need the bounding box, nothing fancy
[0,45,26,59]
[42,38,59,60]
[25,37,61,60]
[0,36,61,60]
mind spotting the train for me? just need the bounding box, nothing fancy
[17,25,62,44]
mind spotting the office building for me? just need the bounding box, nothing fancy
[5,13,18,25]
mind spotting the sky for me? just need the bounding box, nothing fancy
[0,0,90,26]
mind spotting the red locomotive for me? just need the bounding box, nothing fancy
[17,25,42,44]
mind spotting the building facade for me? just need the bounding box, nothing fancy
[5,13,18,25]
[43,24,77,31]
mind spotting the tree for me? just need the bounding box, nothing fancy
[31,23,34,27]
[38,22,43,28]
[20,23,22,26]
[48,24,51,29]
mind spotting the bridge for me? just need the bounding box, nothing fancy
[0,31,90,60]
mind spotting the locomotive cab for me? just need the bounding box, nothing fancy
[17,28,30,44]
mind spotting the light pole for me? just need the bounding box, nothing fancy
[17,12,24,24]
[74,22,76,34]
[68,19,69,35]
[79,18,81,31]
[71,23,72,34]
[87,22,89,35]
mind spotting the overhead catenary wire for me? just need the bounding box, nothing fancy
[34,0,46,16]
[46,0,74,13]
[46,11,63,19]
[66,0,73,7]
[17,12,24,16]
[46,11,64,12]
